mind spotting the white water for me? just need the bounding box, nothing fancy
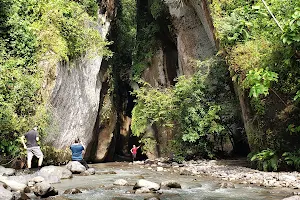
[52,162,293,200]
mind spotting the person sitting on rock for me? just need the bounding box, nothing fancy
[130,145,140,162]
[70,138,89,169]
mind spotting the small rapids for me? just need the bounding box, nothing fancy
[52,162,294,200]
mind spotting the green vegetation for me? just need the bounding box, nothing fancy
[243,68,278,98]
[250,149,278,171]
[132,58,237,159]
[210,0,300,170]
[249,149,300,172]
[133,0,171,80]
[282,151,300,171]
[0,0,110,160]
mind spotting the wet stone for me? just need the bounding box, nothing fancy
[144,196,160,200]
[111,197,134,200]
[63,188,82,194]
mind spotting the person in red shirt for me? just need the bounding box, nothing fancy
[130,145,140,161]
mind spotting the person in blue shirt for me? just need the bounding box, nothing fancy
[70,138,89,169]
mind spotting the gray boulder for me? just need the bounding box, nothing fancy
[61,168,73,179]
[160,180,181,189]
[33,181,58,197]
[80,168,95,176]
[1,179,27,192]
[0,185,13,199]
[66,161,86,173]
[31,176,45,183]
[38,166,72,183]
[219,182,235,188]
[145,197,160,200]
[135,187,151,194]
[7,174,35,185]
[87,168,95,175]
[134,179,160,191]
[63,188,82,194]
[282,196,300,200]
[12,191,30,200]
[0,166,15,176]
[114,179,128,186]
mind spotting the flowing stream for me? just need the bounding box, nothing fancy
[53,162,293,200]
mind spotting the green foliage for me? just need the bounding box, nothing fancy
[211,0,300,154]
[294,90,300,101]
[41,145,71,165]
[282,151,300,171]
[131,82,175,137]
[287,124,300,134]
[33,0,111,61]
[133,0,170,79]
[139,137,157,155]
[174,74,225,143]
[250,149,279,171]
[282,9,300,47]
[150,0,165,20]
[132,59,231,158]
[215,10,253,46]
[243,68,278,98]
[133,22,160,80]
[76,0,99,18]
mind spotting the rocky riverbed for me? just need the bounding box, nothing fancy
[1,159,300,200]
[148,159,300,189]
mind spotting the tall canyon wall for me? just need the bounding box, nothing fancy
[44,1,116,161]
[43,0,247,161]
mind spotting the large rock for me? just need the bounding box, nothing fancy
[66,161,86,173]
[39,166,72,183]
[12,191,30,200]
[0,185,13,199]
[93,107,117,162]
[63,188,82,194]
[135,187,151,194]
[80,168,96,176]
[0,175,8,182]
[33,181,58,197]
[5,174,36,185]
[1,179,27,192]
[113,179,128,186]
[133,179,160,191]
[31,176,45,183]
[44,12,113,162]
[0,166,15,176]
[160,180,181,189]
[282,196,300,200]
[86,168,95,175]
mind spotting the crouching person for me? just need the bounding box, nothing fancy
[70,138,89,169]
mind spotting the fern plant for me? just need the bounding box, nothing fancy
[282,151,300,171]
[250,149,279,171]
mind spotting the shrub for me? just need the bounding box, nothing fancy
[250,149,279,171]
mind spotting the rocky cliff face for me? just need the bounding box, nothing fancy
[139,0,219,158]
[47,57,104,148]
[43,0,244,162]
[45,5,114,160]
[164,0,217,76]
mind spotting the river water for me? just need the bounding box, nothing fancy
[52,162,294,200]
